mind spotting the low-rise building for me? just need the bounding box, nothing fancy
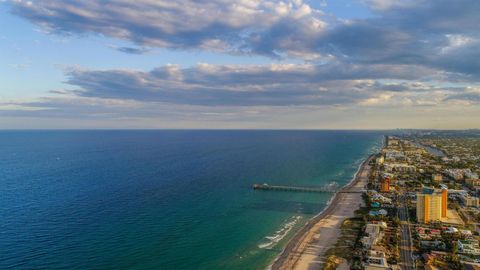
[463,262,480,270]
[405,149,426,156]
[432,174,443,183]
[361,223,385,249]
[416,227,441,240]
[370,192,393,204]
[465,170,480,180]
[465,178,480,188]
[444,168,466,181]
[384,150,406,162]
[384,163,416,173]
[444,227,458,234]
[460,195,480,208]
[369,209,388,217]
[376,155,385,165]
[457,239,480,256]
[364,255,390,270]
[460,229,473,237]
[420,240,446,250]
[445,168,476,181]
[386,137,399,147]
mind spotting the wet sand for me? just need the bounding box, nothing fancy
[270,155,373,270]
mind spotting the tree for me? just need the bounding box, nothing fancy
[451,241,458,254]
[392,217,400,227]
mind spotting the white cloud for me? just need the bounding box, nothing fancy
[441,34,474,53]
[3,0,480,128]
[360,0,418,11]
[8,0,328,58]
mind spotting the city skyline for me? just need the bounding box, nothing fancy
[1,0,479,129]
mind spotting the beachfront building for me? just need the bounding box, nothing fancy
[416,187,448,224]
[361,223,386,249]
[369,192,393,204]
[364,254,390,270]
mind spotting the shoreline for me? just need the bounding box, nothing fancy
[269,153,375,270]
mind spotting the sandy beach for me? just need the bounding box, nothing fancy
[270,155,373,270]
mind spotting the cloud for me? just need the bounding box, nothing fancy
[1,71,479,129]
[317,0,480,78]
[4,61,471,120]
[3,0,480,128]
[443,87,480,104]
[112,46,150,55]
[360,0,417,11]
[2,85,479,129]
[58,62,440,107]
[7,60,470,117]
[8,0,328,59]
[8,0,480,79]
[0,95,286,127]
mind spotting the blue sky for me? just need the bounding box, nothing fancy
[1,0,479,129]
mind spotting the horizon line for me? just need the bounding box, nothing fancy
[1,128,479,131]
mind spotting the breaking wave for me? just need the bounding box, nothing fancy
[258,216,302,249]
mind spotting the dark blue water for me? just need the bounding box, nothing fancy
[0,130,382,269]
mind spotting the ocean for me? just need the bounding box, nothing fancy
[0,130,382,269]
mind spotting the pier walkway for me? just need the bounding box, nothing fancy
[252,183,340,193]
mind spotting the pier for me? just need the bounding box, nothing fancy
[252,183,338,193]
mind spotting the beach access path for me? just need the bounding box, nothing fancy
[271,155,373,270]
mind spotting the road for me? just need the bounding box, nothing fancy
[398,196,415,270]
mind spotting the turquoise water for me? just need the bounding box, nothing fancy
[0,130,382,269]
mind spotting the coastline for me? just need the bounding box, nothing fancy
[269,153,375,270]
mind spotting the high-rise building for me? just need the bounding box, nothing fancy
[380,178,390,192]
[416,187,448,224]
[441,189,447,218]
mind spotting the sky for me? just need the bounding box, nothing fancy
[0,0,479,129]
